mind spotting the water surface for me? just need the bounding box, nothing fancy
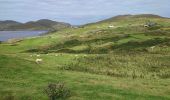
[0,31,47,41]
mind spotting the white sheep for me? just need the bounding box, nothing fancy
[144,25,149,27]
[75,55,78,57]
[36,54,40,57]
[108,25,114,28]
[36,59,43,64]
[150,46,156,50]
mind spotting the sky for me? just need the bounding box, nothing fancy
[0,0,170,25]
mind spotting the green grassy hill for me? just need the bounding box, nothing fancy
[0,14,170,100]
[0,19,71,31]
[0,20,21,30]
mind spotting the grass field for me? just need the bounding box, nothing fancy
[0,15,170,100]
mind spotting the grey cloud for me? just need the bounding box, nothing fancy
[0,0,170,25]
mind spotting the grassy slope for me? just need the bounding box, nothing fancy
[0,15,170,99]
[0,54,169,100]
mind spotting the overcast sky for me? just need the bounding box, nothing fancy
[0,0,169,25]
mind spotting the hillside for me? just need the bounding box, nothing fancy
[26,14,170,54]
[96,14,164,23]
[0,20,21,30]
[0,14,170,100]
[0,19,71,31]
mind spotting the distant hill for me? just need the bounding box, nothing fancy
[0,20,22,30]
[131,14,163,18]
[96,14,164,23]
[0,19,71,31]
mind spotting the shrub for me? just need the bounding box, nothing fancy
[44,82,71,100]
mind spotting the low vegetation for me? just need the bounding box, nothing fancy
[44,82,71,100]
[62,53,170,79]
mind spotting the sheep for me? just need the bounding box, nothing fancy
[75,55,78,57]
[150,46,156,51]
[108,25,114,28]
[36,59,43,64]
[144,22,157,28]
[36,54,40,57]
[84,55,87,57]
[144,25,149,27]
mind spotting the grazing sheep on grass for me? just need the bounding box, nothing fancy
[75,55,78,57]
[150,46,156,51]
[36,54,40,57]
[144,25,149,27]
[108,25,114,28]
[36,59,43,64]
